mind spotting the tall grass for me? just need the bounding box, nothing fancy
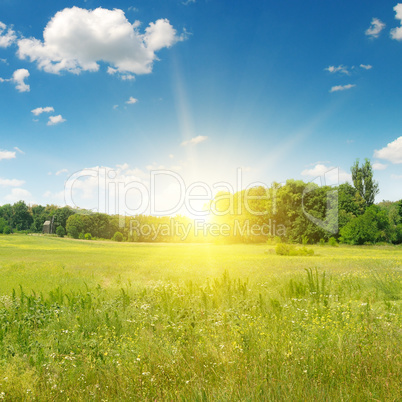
[0,269,400,399]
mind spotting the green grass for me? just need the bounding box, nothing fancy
[0,235,401,400]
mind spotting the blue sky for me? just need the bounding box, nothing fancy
[1,0,402,216]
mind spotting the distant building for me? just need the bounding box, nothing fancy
[43,218,54,234]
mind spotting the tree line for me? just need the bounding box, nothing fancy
[1,160,401,244]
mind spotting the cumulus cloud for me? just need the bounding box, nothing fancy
[4,188,32,203]
[43,190,65,202]
[360,64,372,70]
[0,150,16,161]
[391,4,402,40]
[301,164,351,184]
[0,178,25,187]
[143,18,180,51]
[325,65,349,75]
[365,17,385,38]
[63,165,149,213]
[17,7,184,76]
[181,135,208,146]
[372,162,387,171]
[374,136,402,164]
[330,84,356,93]
[126,96,138,104]
[12,68,30,92]
[31,106,54,116]
[0,69,30,92]
[0,22,17,48]
[47,115,66,125]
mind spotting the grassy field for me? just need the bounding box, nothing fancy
[0,235,401,400]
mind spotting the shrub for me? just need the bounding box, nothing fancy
[56,226,66,237]
[328,237,338,247]
[3,226,12,235]
[275,243,292,255]
[112,231,124,242]
[275,243,314,256]
[319,238,326,246]
[84,233,92,240]
[68,225,79,239]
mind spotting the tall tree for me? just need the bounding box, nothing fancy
[12,201,33,230]
[351,159,379,207]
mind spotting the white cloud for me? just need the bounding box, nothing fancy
[301,164,351,184]
[372,162,387,171]
[144,18,180,51]
[182,0,196,5]
[62,166,149,212]
[0,69,30,92]
[330,84,356,93]
[360,64,372,70]
[374,136,402,164]
[14,147,24,154]
[391,174,402,179]
[325,65,349,75]
[0,150,16,161]
[121,74,135,80]
[17,7,184,76]
[55,168,69,176]
[126,96,138,104]
[12,68,30,92]
[0,178,25,187]
[113,104,119,109]
[116,163,129,170]
[169,154,174,159]
[365,17,385,38]
[4,188,32,203]
[391,4,402,40]
[0,22,16,48]
[47,115,66,126]
[181,135,208,146]
[43,190,65,202]
[31,106,54,116]
[0,58,7,64]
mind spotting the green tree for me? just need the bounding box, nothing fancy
[0,204,13,226]
[340,205,390,244]
[0,217,7,233]
[30,205,47,232]
[12,201,33,230]
[351,159,379,207]
[67,225,80,239]
[56,226,66,237]
[53,206,75,232]
[66,214,86,236]
[112,231,124,242]
[3,226,12,234]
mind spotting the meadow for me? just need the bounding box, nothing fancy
[0,235,400,400]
